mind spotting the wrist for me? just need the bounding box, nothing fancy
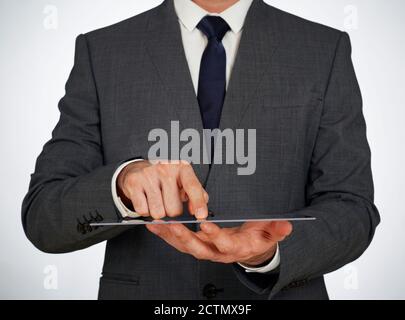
[116,160,150,209]
[239,244,277,267]
[116,165,132,208]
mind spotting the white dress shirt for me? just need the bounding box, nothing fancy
[174,0,253,93]
[111,0,280,274]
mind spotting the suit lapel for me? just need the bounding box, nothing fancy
[143,0,281,184]
[205,1,282,188]
[144,0,209,182]
[219,0,281,131]
[144,1,203,131]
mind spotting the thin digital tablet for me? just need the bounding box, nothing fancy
[90,212,316,227]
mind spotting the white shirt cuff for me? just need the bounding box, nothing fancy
[237,244,280,273]
[111,159,145,219]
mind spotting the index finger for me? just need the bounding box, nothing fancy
[178,163,208,219]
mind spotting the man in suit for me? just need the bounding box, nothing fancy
[22,0,380,300]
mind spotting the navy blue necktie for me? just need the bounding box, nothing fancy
[197,16,230,131]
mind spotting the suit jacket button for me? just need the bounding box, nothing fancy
[77,223,86,234]
[203,284,223,299]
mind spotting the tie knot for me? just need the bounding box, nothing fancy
[197,16,230,42]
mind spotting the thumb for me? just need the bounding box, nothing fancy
[269,221,293,241]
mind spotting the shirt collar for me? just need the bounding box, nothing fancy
[174,0,254,34]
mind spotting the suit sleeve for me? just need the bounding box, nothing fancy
[21,34,133,253]
[234,32,380,297]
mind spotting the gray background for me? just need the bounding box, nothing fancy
[0,0,404,299]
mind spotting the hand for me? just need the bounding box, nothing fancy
[117,160,209,219]
[146,220,293,266]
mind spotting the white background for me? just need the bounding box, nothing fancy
[0,0,404,299]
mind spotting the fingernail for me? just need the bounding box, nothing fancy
[195,208,207,219]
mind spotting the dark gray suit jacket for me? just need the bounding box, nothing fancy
[22,0,380,300]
